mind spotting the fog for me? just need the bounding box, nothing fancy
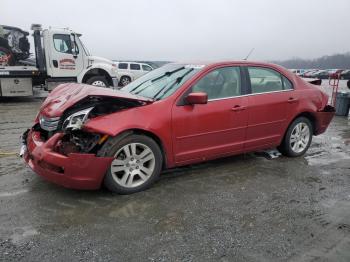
[2,0,350,61]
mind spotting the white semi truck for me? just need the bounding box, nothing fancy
[0,24,118,97]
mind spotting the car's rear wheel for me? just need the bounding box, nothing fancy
[99,134,163,194]
[279,117,313,157]
[120,76,131,86]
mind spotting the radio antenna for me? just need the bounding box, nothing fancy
[243,48,255,60]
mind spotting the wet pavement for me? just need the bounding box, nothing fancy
[0,81,349,261]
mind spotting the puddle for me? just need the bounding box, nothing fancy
[0,189,29,198]
[10,226,39,242]
[305,151,350,166]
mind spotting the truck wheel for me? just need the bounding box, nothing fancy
[86,76,109,87]
[279,117,313,157]
[98,134,163,194]
[0,47,15,66]
[120,76,131,86]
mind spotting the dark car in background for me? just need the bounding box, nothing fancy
[340,70,350,80]
[312,70,330,79]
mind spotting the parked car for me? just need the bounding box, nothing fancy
[340,69,350,80]
[329,69,344,79]
[290,69,306,76]
[115,61,154,86]
[312,70,330,79]
[22,61,335,194]
[302,69,319,78]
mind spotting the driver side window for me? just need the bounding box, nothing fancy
[192,67,241,100]
[53,34,73,54]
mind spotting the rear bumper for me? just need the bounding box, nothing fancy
[315,105,335,135]
[24,130,113,190]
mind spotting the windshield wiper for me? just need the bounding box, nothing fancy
[151,67,185,82]
[128,79,151,93]
[129,67,185,94]
[152,68,194,100]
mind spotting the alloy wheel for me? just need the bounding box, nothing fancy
[91,80,106,87]
[121,77,130,86]
[110,143,155,188]
[290,122,310,153]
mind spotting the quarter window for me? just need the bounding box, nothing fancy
[248,67,285,94]
[192,67,241,100]
[142,65,152,71]
[282,75,293,90]
[53,34,73,54]
[118,63,128,69]
[130,63,141,70]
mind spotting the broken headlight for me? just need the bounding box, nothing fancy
[62,107,94,131]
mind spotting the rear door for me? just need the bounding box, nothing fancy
[172,66,248,164]
[244,66,297,151]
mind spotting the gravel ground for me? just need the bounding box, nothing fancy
[0,80,349,261]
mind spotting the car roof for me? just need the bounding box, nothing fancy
[169,60,291,73]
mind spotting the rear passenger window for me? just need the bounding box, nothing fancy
[118,63,128,69]
[248,67,284,94]
[130,64,141,70]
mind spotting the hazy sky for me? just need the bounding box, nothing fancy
[2,0,350,61]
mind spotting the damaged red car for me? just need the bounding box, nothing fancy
[22,61,335,194]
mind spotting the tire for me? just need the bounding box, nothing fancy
[279,117,313,157]
[86,76,109,87]
[98,134,163,194]
[119,76,131,87]
[0,46,15,66]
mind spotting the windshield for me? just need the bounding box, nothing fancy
[77,36,90,56]
[122,64,201,100]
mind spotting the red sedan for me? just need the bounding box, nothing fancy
[22,61,335,194]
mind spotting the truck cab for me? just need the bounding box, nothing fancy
[41,27,118,89]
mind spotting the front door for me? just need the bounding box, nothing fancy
[172,66,248,164]
[47,32,84,77]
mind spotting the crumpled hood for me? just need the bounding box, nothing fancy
[39,83,153,118]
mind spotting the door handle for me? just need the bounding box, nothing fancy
[288,97,298,103]
[231,105,247,111]
[52,60,58,68]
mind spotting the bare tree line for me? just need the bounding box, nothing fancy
[273,52,350,69]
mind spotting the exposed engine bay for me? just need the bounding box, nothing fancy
[35,95,147,155]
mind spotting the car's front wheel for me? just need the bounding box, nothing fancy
[279,117,313,157]
[86,76,109,87]
[99,134,163,194]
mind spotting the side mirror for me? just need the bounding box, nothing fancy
[186,92,208,105]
